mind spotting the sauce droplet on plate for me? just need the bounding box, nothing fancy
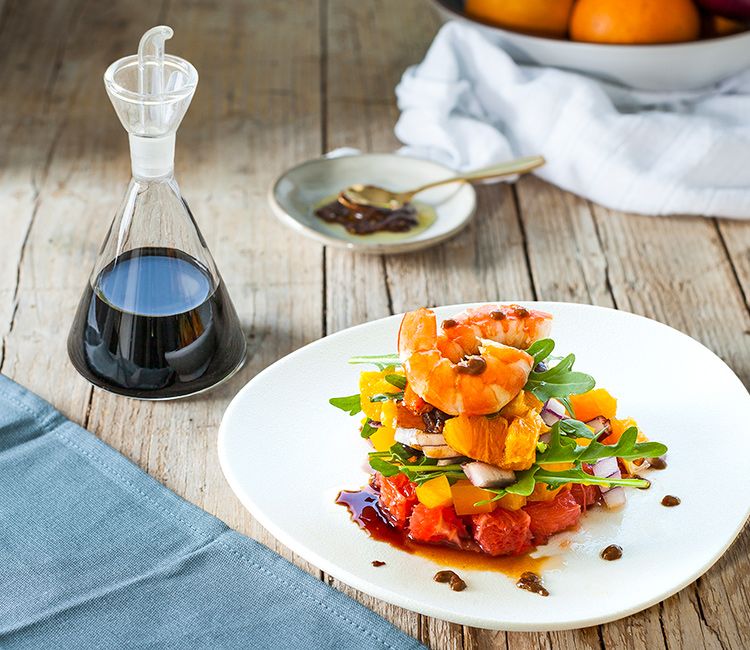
[434,570,467,591]
[516,571,549,597]
[600,544,623,561]
[661,495,681,507]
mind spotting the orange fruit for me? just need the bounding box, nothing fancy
[465,0,576,39]
[570,0,701,44]
[569,388,618,422]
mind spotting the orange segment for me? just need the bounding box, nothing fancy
[569,388,617,422]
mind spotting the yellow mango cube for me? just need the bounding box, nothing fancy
[416,475,453,509]
[450,479,496,515]
[496,493,527,510]
[369,425,396,452]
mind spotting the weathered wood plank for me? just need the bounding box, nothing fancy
[0,0,123,420]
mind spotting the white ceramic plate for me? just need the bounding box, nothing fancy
[218,302,750,631]
[432,0,750,91]
[269,153,476,254]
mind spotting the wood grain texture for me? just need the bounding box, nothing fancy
[1,1,749,649]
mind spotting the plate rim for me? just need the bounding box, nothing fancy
[218,300,750,630]
[267,152,477,255]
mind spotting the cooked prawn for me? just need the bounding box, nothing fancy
[437,304,552,363]
[398,307,534,416]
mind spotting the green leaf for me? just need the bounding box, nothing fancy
[538,421,668,464]
[526,339,555,366]
[525,353,596,403]
[474,466,541,505]
[370,391,404,403]
[348,354,401,370]
[360,421,378,439]
[558,395,575,418]
[577,427,668,462]
[559,418,598,440]
[388,443,412,463]
[535,464,651,490]
[329,393,362,416]
[369,456,400,477]
[384,374,407,390]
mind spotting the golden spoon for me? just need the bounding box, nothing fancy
[339,155,545,211]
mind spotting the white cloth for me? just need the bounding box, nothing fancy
[395,22,750,219]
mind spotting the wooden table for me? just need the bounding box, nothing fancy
[2,1,749,647]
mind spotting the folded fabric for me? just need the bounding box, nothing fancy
[0,374,422,650]
[395,21,750,219]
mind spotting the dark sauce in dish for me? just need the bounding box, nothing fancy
[315,199,419,235]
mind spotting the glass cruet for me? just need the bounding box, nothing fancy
[67,26,246,400]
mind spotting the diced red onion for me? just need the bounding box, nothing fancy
[462,461,516,488]
[603,486,626,509]
[593,456,622,499]
[539,432,551,444]
[585,416,611,440]
[593,457,620,481]
[541,398,567,426]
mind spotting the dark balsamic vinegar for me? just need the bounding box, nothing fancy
[67,246,245,399]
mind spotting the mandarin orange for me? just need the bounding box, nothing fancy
[464,0,576,39]
[570,0,701,44]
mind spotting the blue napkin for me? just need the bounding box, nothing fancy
[0,374,423,649]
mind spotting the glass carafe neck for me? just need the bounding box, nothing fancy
[129,133,175,180]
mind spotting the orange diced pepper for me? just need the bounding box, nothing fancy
[416,475,453,509]
[450,479,496,515]
[369,425,396,452]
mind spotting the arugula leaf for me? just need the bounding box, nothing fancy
[348,354,401,370]
[360,420,378,439]
[388,443,412,463]
[535,464,650,490]
[577,428,667,462]
[526,339,555,366]
[537,421,668,464]
[370,391,404,403]
[329,394,362,416]
[558,395,575,418]
[559,418,599,440]
[384,374,407,390]
[524,353,596,403]
[475,467,540,505]
[369,456,400,477]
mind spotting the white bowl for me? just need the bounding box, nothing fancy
[269,153,476,255]
[432,0,750,91]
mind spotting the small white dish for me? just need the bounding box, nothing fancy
[269,153,476,254]
[432,0,750,91]
[218,302,750,630]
